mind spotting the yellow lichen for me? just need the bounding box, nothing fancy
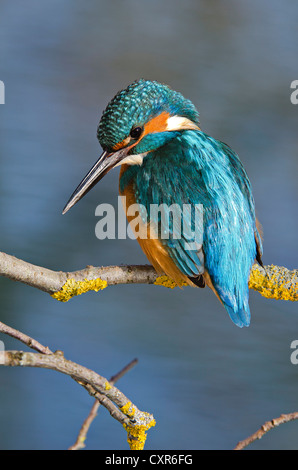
[120,401,136,418]
[51,264,297,304]
[51,277,107,302]
[123,419,156,451]
[104,381,112,391]
[120,401,156,450]
[154,275,187,289]
[249,265,298,302]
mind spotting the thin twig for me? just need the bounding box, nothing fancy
[69,400,100,451]
[69,358,138,450]
[0,321,52,355]
[234,412,298,450]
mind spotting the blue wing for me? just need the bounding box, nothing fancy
[133,130,262,327]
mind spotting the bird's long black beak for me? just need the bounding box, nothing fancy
[62,148,127,214]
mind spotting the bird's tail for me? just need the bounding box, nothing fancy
[222,302,250,328]
[204,271,251,328]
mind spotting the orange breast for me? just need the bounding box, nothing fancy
[119,165,192,287]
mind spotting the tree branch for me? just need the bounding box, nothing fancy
[0,320,52,355]
[0,320,154,450]
[234,412,298,450]
[69,358,138,450]
[3,350,153,421]
[0,251,297,303]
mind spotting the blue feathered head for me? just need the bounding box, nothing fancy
[97,79,200,152]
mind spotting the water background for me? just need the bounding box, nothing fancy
[0,0,297,450]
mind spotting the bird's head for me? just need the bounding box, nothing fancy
[63,79,200,214]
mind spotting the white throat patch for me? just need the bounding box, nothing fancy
[166,115,200,132]
[116,152,148,167]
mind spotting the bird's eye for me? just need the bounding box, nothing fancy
[130,126,143,139]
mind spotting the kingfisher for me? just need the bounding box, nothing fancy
[63,79,263,328]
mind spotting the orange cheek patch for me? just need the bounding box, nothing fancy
[112,136,131,151]
[143,111,170,136]
[112,111,170,152]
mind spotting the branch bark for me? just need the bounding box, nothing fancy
[0,320,154,450]
[69,358,138,450]
[234,412,298,450]
[0,251,297,303]
[2,349,152,423]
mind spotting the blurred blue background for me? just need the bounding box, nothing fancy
[0,0,297,450]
